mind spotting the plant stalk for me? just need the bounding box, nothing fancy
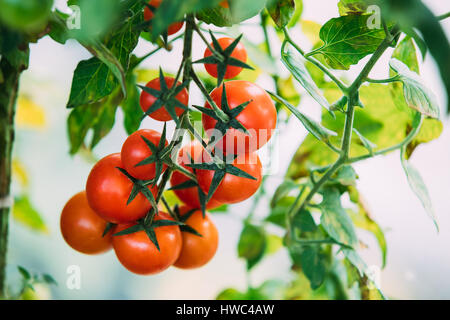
[0,51,28,298]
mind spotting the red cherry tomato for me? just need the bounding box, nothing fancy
[202,80,277,154]
[86,153,158,224]
[174,207,219,269]
[144,0,184,35]
[170,142,222,210]
[140,77,189,122]
[204,37,247,79]
[121,129,168,181]
[196,152,262,204]
[60,191,112,255]
[113,212,182,275]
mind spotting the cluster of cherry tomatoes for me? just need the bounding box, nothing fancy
[60,0,277,276]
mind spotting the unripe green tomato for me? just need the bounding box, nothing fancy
[20,283,52,300]
[0,0,53,32]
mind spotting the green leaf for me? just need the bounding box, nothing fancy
[266,196,296,227]
[320,188,357,247]
[86,43,125,100]
[401,27,427,60]
[67,87,122,154]
[17,266,31,280]
[331,165,357,186]
[353,128,376,154]
[66,4,142,108]
[256,279,286,300]
[151,0,221,38]
[292,209,317,232]
[196,5,233,27]
[270,179,298,208]
[13,196,47,233]
[348,186,387,268]
[230,0,267,24]
[48,11,71,45]
[287,0,303,28]
[121,72,142,134]
[276,76,301,109]
[66,56,119,108]
[216,288,247,300]
[265,234,283,255]
[401,144,438,231]
[391,37,420,74]
[310,15,389,70]
[342,248,386,299]
[301,246,326,290]
[41,274,58,286]
[268,91,337,142]
[282,44,331,110]
[389,59,440,119]
[71,0,121,40]
[337,0,367,16]
[406,118,443,158]
[373,0,450,114]
[390,37,420,117]
[267,0,296,29]
[238,223,267,270]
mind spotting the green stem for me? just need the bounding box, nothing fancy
[170,163,197,182]
[161,196,176,219]
[192,22,216,54]
[438,12,450,21]
[292,238,339,245]
[143,14,196,219]
[132,33,183,68]
[0,49,28,298]
[297,158,344,213]
[190,70,230,122]
[348,25,399,93]
[293,27,398,214]
[366,76,400,84]
[261,12,283,113]
[282,28,348,93]
[348,113,423,163]
[182,14,195,83]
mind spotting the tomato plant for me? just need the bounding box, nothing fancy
[1,0,450,301]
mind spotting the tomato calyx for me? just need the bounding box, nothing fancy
[187,155,257,203]
[133,124,173,183]
[113,211,184,251]
[193,32,253,86]
[138,68,189,125]
[194,83,252,148]
[169,154,210,216]
[115,166,158,210]
[172,206,203,237]
[102,222,116,238]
